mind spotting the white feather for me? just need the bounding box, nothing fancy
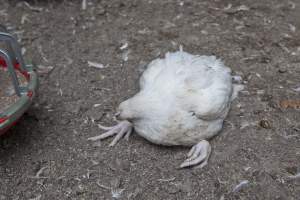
[118,50,242,146]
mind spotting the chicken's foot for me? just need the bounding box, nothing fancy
[180,140,211,168]
[88,120,133,146]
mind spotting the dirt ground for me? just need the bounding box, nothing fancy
[0,0,299,199]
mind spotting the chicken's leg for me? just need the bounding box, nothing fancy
[87,120,133,146]
[180,140,211,168]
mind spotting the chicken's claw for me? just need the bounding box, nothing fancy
[180,140,211,168]
[88,120,133,146]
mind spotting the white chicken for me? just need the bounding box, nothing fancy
[88,48,243,168]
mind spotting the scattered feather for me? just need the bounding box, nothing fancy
[96,179,125,199]
[21,14,30,24]
[235,25,245,30]
[201,30,208,35]
[232,180,249,192]
[223,4,232,10]
[158,177,176,182]
[171,41,178,47]
[288,24,296,32]
[138,28,151,34]
[38,45,49,62]
[21,47,26,55]
[120,42,128,50]
[82,0,87,10]
[96,181,110,190]
[37,65,54,74]
[87,61,106,69]
[240,121,256,130]
[237,5,250,11]
[163,21,176,29]
[35,166,48,178]
[244,166,251,171]
[224,5,250,14]
[255,73,262,79]
[111,188,125,199]
[28,166,48,179]
[22,2,43,12]
[58,88,63,96]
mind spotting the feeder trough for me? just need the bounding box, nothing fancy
[0,26,38,135]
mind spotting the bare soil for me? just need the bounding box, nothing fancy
[0,0,299,199]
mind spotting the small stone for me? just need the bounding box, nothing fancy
[278,67,287,73]
[259,119,271,129]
